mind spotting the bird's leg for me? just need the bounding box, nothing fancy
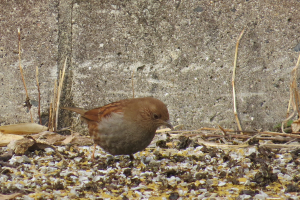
[91,143,97,161]
[128,154,134,168]
[130,154,134,160]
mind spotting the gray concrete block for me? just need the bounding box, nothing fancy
[0,1,58,125]
[1,0,299,131]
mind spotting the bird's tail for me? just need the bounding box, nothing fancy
[61,107,86,115]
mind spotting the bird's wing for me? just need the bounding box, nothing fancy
[83,100,127,122]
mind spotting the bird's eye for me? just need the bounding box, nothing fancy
[153,113,160,119]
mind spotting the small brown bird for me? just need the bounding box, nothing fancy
[62,97,173,159]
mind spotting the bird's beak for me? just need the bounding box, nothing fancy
[165,120,174,131]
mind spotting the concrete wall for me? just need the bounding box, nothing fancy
[1,0,299,131]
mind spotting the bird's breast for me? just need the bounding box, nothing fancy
[91,112,156,155]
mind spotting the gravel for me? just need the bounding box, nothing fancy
[1,134,300,199]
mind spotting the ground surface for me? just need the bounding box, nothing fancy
[1,1,300,131]
[1,130,300,199]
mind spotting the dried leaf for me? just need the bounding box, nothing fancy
[0,123,47,135]
[62,134,75,145]
[28,143,56,151]
[31,131,66,145]
[0,133,23,147]
[6,135,58,156]
[7,137,35,155]
[71,136,94,146]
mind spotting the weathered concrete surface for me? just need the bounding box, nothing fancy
[0,1,58,125]
[1,1,300,131]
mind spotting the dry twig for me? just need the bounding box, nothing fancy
[218,125,227,135]
[36,66,42,125]
[18,28,33,122]
[172,127,300,139]
[232,29,245,134]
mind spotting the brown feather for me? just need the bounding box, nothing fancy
[84,100,126,122]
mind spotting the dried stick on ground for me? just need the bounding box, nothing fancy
[218,125,227,135]
[198,127,300,139]
[232,29,245,134]
[36,66,42,125]
[18,28,33,123]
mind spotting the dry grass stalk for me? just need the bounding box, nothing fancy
[169,127,299,144]
[232,29,245,134]
[282,53,300,132]
[48,102,52,131]
[242,133,260,145]
[218,125,227,135]
[52,81,57,130]
[177,131,292,142]
[48,56,67,133]
[36,66,42,124]
[176,127,300,139]
[196,140,300,149]
[197,141,249,149]
[48,82,57,131]
[18,28,33,123]
[54,57,67,132]
[131,70,135,98]
[51,80,57,131]
[260,143,300,149]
